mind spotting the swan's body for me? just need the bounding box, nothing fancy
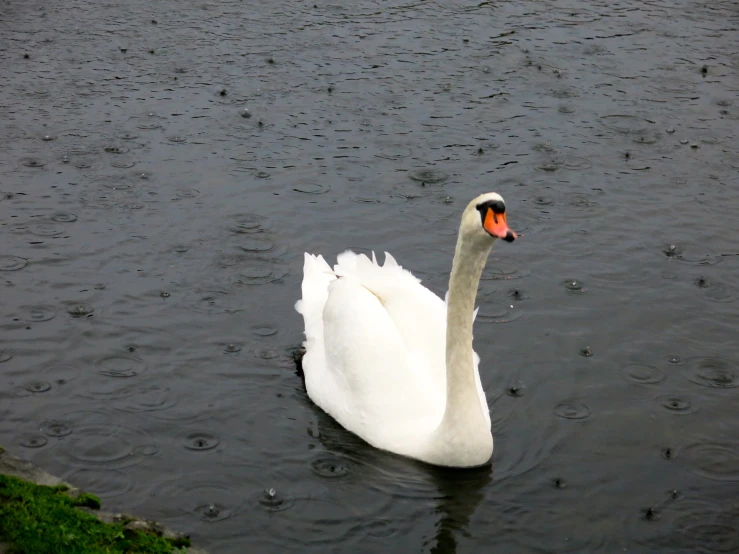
[295,193,516,467]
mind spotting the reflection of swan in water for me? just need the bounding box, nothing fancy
[302,388,491,553]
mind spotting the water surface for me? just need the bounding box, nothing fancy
[1,0,738,552]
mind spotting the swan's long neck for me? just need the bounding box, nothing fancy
[431,230,494,465]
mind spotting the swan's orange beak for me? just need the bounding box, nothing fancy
[484,208,516,242]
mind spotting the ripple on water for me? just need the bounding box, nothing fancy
[227,213,270,234]
[293,183,331,195]
[51,212,78,223]
[233,259,289,286]
[15,305,57,323]
[600,114,651,134]
[350,193,410,205]
[14,221,66,237]
[684,356,737,389]
[654,394,699,416]
[149,473,246,526]
[554,400,591,420]
[408,168,449,185]
[0,255,29,271]
[683,442,739,482]
[39,364,78,387]
[186,288,243,315]
[18,156,46,168]
[661,244,722,266]
[96,354,147,378]
[59,423,157,468]
[666,501,739,551]
[310,455,352,479]
[253,487,295,513]
[63,468,134,499]
[621,364,666,385]
[40,420,74,437]
[694,276,737,303]
[508,504,606,553]
[178,430,220,451]
[18,434,49,449]
[175,188,201,198]
[111,383,178,413]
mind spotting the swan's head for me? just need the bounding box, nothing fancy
[461,192,517,243]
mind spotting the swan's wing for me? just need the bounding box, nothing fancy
[335,251,448,376]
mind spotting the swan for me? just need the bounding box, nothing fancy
[295,193,516,468]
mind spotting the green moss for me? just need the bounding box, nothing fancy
[73,492,102,510]
[0,474,188,554]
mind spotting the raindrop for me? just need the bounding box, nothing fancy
[554,401,591,420]
[641,507,661,521]
[533,195,554,206]
[0,350,12,363]
[664,355,681,364]
[580,346,593,357]
[224,344,241,353]
[310,455,351,478]
[663,244,682,258]
[661,447,676,460]
[656,394,697,415]
[103,145,128,154]
[67,304,94,317]
[564,279,584,292]
[167,136,187,143]
[506,385,524,397]
[51,212,78,223]
[160,291,170,298]
[196,503,230,522]
[181,431,220,451]
[228,213,267,234]
[25,381,52,393]
[553,478,567,489]
[666,128,675,134]
[40,420,73,437]
[240,109,252,119]
[408,169,449,185]
[685,356,737,388]
[256,171,270,179]
[256,488,294,512]
[20,434,48,448]
[42,134,55,142]
[20,157,46,168]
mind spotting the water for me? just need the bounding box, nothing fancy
[1,0,738,552]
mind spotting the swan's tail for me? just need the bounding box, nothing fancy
[295,253,336,346]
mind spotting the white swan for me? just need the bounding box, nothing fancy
[295,193,516,468]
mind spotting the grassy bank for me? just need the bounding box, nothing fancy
[0,472,190,554]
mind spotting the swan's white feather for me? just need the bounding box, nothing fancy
[296,250,490,457]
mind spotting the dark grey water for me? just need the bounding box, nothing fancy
[1,0,738,552]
